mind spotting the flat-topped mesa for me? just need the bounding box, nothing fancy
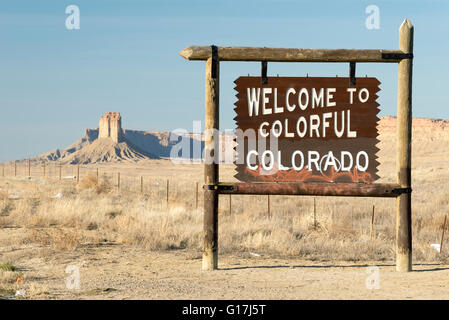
[99,112,123,143]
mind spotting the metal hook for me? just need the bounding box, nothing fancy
[211,45,218,79]
[261,61,267,85]
[350,62,356,86]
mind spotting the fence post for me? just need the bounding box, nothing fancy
[229,194,232,215]
[166,179,169,204]
[117,173,120,191]
[77,164,80,183]
[371,205,376,241]
[59,164,62,181]
[396,19,413,272]
[14,161,16,177]
[141,176,143,194]
[43,162,46,177]
[196,182,199,209]
[267,195,271,218]
[28,159,31,177]
[96,168,99,185]
[203,49,219,271]
[440,216,447,255]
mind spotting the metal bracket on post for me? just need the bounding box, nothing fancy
[382,52,413,60]
[261,61,267,84]
[349,62,356,86]
[211,45,218,79]
[203,184,234,192]
[392,187,412,195]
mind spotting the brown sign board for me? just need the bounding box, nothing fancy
[234,76,380,183]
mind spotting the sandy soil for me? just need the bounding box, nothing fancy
[2,227,449,300]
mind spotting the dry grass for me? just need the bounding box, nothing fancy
[0,270,23,284]
[0,169,447,264]
[0,262,17,272]
[0,261,24,298]
[78,174,98,190]
[0,190,8,201]
[0,266,47,298]
[23,229,82,251]
[78,173,112,194]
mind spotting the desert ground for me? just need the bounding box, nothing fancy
[1,117,449,299]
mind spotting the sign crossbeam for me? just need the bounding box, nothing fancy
[180,46,411,63]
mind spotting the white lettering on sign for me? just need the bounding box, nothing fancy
[246,150,370,174]
[247,88,261,116]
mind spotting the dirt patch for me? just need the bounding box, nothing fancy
[1,227,449,300]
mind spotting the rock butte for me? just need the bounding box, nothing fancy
[99,112,123,143]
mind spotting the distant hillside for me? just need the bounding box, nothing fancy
[11,113,448,165]
[31,128,205,164]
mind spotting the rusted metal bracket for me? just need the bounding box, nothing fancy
[392,187,412,195]
[381,52,413,60]
[349,62,356,86]
[206,182,406,198]
[261,61,267,84]
[211,45,218,79]
[203,184,235,191]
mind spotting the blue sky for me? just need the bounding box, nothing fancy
[0,0,448,161]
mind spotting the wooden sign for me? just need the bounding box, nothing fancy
[182,20,414,272]
[234,76,380,183]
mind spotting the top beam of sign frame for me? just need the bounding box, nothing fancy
[180,46,413,63]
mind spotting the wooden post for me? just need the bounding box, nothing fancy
[229,194,231,215]
[43,162,46,177]
[59,165,62,181]
[96,168,99,185]
[440,216,447,255]
[370,205,375,243]
[203,48,219,271]
[77,165,80,183]
[396,18,413,272]
[28,159,31,177]
[14,161,16,177]
[313,197,317,228]
[118,173,121,191]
